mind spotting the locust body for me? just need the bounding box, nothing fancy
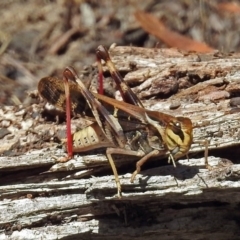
[38,45,195,198]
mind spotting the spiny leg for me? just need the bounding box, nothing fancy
[193,139,210,169]
[204,139,209,167]
[63,66,127,147]
[96,45,143,108]
[55,69,74,162]
[63,72,73,159]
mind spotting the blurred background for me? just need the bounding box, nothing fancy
[1,0,240,105]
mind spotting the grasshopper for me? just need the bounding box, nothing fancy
[38,45,204,198]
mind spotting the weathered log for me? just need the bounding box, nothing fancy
[0,46,240,239]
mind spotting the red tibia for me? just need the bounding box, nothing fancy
[97,58,104,95]
[63,75,73,159]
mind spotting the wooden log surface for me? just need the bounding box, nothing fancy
[0,46,240,239]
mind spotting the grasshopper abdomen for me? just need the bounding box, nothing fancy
[72,123,115,152]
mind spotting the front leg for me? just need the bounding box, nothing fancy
[130,149,160,183]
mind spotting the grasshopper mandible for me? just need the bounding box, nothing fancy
[38,45,203,198]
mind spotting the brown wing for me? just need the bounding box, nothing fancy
[38,76,89,115]
[93,92,148,124]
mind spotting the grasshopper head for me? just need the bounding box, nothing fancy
[165,117,193,159]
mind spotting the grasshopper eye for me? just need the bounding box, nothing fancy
[170,121,181,130]
[175,122,181,128]
[170,121,184,141]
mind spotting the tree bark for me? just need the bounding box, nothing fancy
[0,46,240,240]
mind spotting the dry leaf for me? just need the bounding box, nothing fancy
[135,10,214,53]
[216,2,240,14]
